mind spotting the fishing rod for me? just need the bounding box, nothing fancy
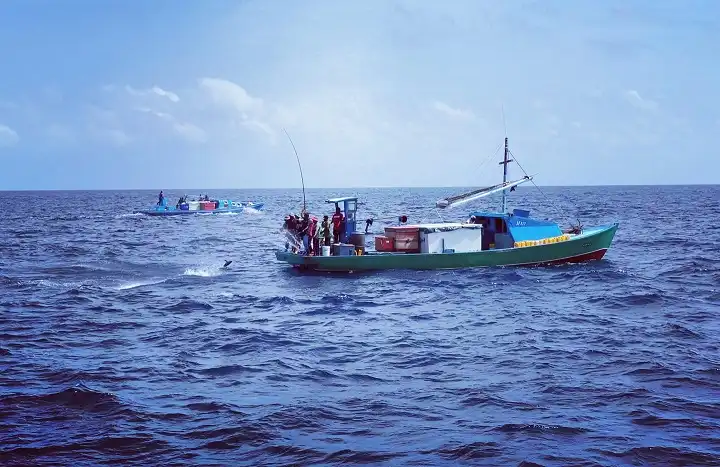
[282,127,306,213]
[220,131,305,267]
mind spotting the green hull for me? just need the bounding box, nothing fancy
[275,223,618,272]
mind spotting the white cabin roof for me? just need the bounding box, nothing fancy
[386,222,482,231]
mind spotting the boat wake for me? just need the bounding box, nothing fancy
[243,207,263,215]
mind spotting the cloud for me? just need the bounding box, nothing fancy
[172,122,207,143]
[198,78,263,114]
[124,85,180,103]
[150,86,180,103]
[432,100,476,120]
[0,124,19,147]
[136,107,173,120]
[134,105,206,143]
[623,90,659,111]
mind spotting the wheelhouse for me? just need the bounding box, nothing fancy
[467,208,563,250]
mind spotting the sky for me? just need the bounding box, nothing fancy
[0,0,718,190]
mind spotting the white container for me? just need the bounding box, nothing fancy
[188,201,200,211]
[321,245,331,256]
[418,223,483,253]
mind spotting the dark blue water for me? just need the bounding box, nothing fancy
[1,186,719,466]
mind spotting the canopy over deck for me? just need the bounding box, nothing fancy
[326,196,358,204]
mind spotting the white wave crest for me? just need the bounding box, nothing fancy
[183,266,223,277]
[116,279,166,290]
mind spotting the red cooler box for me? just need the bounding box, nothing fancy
[374,235,394,252]
[385,226,420,253]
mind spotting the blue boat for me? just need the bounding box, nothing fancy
[136,195,263,216]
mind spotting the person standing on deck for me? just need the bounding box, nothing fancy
[157,191,165,206]
[298,212,311,255]
[319,215,331,247]
[331,205,344,244]
[309,216,319,256]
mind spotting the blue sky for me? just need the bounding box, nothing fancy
[0,0,718,190]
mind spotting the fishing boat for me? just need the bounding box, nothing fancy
[275,136,618,272]
[136,195,263,216]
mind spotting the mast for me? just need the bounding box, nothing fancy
[499,136,513,213]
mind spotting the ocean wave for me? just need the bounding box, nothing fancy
[3,186,720,466]
[116,279,167,290]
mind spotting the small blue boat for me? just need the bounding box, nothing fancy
[136,194,263,216]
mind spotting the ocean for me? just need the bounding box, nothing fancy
[1,186,719,466]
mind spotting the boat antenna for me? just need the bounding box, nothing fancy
[282,127,306,213]
[501,104,507,138]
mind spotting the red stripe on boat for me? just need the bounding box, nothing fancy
[528,248,608,267]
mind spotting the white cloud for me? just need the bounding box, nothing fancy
[151,86,180,103]
[240,119,274,136]
[172,122,207,143]
[134,106,206,143]
[432,100,475,120]
[124,85,180,103]
[136,107,173,120]
[623,90,659,111]
[198,78,264,114]
[0,124,19,147]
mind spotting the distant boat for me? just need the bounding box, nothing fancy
[274,136,618,272]
[136,195,263,216]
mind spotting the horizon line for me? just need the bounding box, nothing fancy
[0,182,719,192]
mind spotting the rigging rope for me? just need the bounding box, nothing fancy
[508,149,579,227]
[477,142,503,174]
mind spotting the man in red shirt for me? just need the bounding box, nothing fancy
[331,205,344,244]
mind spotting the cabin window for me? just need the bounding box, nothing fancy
[347,200,356,212]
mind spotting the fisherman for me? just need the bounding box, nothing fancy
[157,190,165,206]
[282,214,301,253]
[309,216,319,256]
[319,215,331,247]
[331,205,344,244]
[298,212,311,255]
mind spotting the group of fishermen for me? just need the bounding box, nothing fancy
[157,191,211,207]
[283,205,345,256]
